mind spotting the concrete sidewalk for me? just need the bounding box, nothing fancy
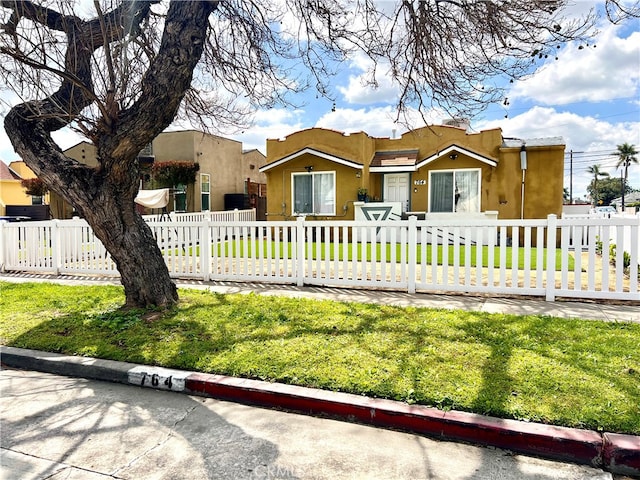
[1,272,639,323]
[1,368,616,480]
[2,346,639,477]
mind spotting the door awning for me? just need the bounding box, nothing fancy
[369,150,419,173]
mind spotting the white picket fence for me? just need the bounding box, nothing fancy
[1,214,638,302]
[142,208,256,223]
[563,212,637,255]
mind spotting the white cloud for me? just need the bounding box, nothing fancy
[511,24,640,105]
[1,127,87,164]
[314,105,446,138]
[51,129,87,151]
[336,54,399,105]
[0,130,18,164]
[476,106,640,198]
[338,73,399,105]
[230,107,307,154]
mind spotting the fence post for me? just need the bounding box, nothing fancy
[0,221,5,272]
[49,220,59,275]
[407,216,417,294]
[201,218,212,280]
[296,216,305,286]
[545,214,557,301]
[234,208,239,222]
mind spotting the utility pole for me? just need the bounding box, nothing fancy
[621,166,626,211]
[568,150,583,204]
[570,150,573,204]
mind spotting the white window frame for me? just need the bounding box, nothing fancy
[428,168,481,213]
[200,173,210,211]
[291,171,336,216]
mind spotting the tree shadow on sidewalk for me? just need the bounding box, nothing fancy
[0,368,291,480]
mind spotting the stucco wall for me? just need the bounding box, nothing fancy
[48,142,98,218]
[153,131,244,212]
[264,126,565,221]
[55,132,254,216]
[267,128,371,167]
[8,161,37,180]
[241,149,268,189]
[64,142,99,168]
[0,180,30,215]
[263,152,359,219]
[1,162,41,215]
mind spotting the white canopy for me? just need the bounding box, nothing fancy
[135,189,169,209]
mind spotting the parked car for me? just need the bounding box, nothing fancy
[592,206,616,217]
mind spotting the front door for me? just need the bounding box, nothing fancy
[384,173,410,212]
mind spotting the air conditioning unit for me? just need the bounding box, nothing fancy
[442,118,470,131]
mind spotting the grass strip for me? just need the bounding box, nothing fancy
[0,281,637,434]
[187,241,573,270]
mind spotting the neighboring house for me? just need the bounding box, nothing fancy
[0,161,46,217]
[259,124,565,221]
[611,191,640,210]
[51,130,267,218]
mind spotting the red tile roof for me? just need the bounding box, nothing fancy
[0,162,20,181]
[370,150,419,167]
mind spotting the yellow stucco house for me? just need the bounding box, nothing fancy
[0,161,48,217]
[52,130,267,219]
[260,125,565,221]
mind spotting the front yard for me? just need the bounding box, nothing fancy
[1,281,638,435]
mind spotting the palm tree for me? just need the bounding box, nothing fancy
[614,143,639,210]
[587,164,610,206]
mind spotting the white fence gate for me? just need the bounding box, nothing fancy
[1,214,638,302]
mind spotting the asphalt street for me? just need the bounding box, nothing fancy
[1,368,615,480]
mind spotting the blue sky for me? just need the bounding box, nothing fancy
[1,1,638,201]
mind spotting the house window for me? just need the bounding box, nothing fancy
[31,196,43,205]
[174,183,187,212]
[292,171,336,215]
[200,173,210,211]
[429,169,480,213]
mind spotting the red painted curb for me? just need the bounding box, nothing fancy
[185,372,603,467]
[603,432,640,476]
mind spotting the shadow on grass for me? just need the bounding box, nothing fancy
[5,288,640,435]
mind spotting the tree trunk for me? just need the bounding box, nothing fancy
[2,0,217,309]
[83,189,178,309]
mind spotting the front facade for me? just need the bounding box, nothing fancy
[0,161,46,216]
[148,131,267,212]
[260,125,565,221]
[52,130,267,218]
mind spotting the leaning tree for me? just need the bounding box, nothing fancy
[1,0,636,308]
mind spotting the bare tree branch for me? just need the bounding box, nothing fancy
[605,0,640,23]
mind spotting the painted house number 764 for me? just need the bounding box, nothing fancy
[140,372,173,389]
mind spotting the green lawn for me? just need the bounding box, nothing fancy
[190,241,574,271]
[1,281,636,434]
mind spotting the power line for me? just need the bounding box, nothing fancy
[564,150,617,157]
